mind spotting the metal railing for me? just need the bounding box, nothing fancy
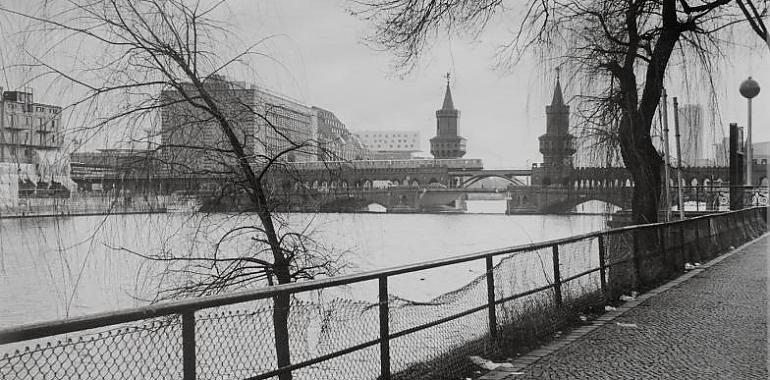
[0,207,767,380]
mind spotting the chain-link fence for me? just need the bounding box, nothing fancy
[1,207,766,380]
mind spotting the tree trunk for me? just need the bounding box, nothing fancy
[273,292,292,380]
[619,112,663,225]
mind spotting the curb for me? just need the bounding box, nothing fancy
[478,233,768,380]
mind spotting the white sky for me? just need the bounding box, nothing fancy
[1,0,768,168]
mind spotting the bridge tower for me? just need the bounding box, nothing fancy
[430,74,467,159]
[535,71,576,186]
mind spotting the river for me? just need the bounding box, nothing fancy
[0,200,609,329]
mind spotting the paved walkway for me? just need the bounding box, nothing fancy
[485,235,768,380]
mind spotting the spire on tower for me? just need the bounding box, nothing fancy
[442,73,455,110]
[551,69,565,106]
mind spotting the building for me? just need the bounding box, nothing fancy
[0,89,64,162]
[533,74,576,187]
[313,106,369,161]
[0,87,72,206]
[160,75,317,176]
[354,130,419,160]
[677,104,704,166]
[430,78,466,159]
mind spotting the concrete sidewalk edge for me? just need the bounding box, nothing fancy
[477,233,769,380]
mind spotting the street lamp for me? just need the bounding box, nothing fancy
[739,77,760,186]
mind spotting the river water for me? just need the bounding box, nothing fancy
[0,200,608,329]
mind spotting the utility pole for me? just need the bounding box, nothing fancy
[660,88,672,221]
[673,97,685,220]
[739,77,760,186]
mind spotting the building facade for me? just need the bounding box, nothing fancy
[313,106,369,161]
[0,88,71,206]
[354,130,419,160]
[533,75,576,187]
[160,76,317,176]
[430,80,466,159]
[0,89,64,162]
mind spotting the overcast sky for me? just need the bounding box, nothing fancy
[231,0,770,168]
[1,0,768,168]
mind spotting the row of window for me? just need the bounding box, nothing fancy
[1,131,60,147]
[3,114,58,130]
[5,103,59,114]
[360,133,417,138]
[369,144,416,150]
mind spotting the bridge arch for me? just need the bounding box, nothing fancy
[572,199,623,213]
[461,174,525,189]
[541,190,631,213]
[366,203,388,212]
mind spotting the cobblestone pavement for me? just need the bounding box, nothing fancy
[501,236,768,380]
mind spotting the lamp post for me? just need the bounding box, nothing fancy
[739,77,760,186]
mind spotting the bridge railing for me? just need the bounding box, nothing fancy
[1,207,767,380]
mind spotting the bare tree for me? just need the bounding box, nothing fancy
[0,1,349,378]
[355,0,768,224]
[737,0,770,48]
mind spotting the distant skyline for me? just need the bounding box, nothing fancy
[0,0,767,168]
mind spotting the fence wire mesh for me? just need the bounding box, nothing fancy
[195,301,275,379]
[1,207,766,380]
[603,229,636,298]
[1,316,182,380]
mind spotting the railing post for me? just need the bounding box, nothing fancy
[378,276,390,380]
[597,234,608,300]
[485,255,497,341]
[182,311,196,380]
[551,245,562,307]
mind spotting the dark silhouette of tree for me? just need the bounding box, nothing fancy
[355,0,768,224]
[0,1,348,378]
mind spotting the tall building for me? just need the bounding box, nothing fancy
[354,130,419,160]
[0,87,72,205]
[677,104,704,166]
[430,78,466,159]
[312,107,369,161]
[160,76,317,175]
[535,74,576,186]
